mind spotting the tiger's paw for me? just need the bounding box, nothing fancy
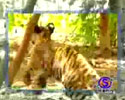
[12,81,27,88]
[27,84,42,90]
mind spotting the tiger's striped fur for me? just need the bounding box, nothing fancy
[51,45,100,90]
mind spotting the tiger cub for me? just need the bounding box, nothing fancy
[22,23,55,89]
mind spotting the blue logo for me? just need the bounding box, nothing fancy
[98,77,112,89]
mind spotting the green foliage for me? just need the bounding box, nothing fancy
[40,13,101,45]
[8,13,32,34]
[69,13,100,45]
[70,13,117,46]
[8,12,14,34]
[109,14,118,47]
[40,13,78,34]
[8,13,118,46]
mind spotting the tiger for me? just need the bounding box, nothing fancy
[23,23,55,89]
[53,46,100,89]
[12,22,100,99]
[32,24,100,87]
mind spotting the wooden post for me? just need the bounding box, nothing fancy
[9,14,40,84]
[100,13,111,58]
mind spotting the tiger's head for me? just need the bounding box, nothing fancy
[32,23,55,43]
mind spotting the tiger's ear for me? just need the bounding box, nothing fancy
[34,25,42,34]
[47,23,55,34]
